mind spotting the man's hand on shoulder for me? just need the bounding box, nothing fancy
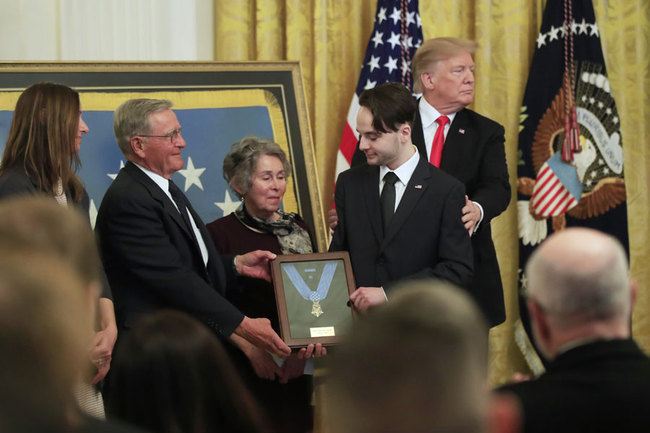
[327,208,339,232]
[235,250,277,281]
[461,195,481,236]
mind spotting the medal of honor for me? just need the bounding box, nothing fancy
[284,262,337,317]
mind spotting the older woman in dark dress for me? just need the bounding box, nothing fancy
[207,136,315,433]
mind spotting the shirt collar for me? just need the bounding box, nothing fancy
[419,97,457,129]
[379,145,420,186]
[133,162,173,194]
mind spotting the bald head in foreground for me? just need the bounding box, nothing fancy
[498,228,650,433]
[327,280,519,433]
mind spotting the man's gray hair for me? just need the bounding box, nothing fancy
[526,229,630,323]
[113,99,173,157]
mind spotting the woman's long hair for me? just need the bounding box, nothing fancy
[0,82,84,202]
[107,310,265,433]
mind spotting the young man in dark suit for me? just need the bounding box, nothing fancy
[329,83,473,312]
[346,38,511,326]
[497,228,650,433]
[96,99,295,363]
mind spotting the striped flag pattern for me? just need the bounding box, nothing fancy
[531,152,582,217]
[335,0,422,178]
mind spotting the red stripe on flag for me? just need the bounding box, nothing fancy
[339,122,358,165]
[533,176,560,210]
[547,189,571,215]
[537,181,564,215]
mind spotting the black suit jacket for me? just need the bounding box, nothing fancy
[95,162,243,336]
[330,155,473,291]
[497,339,650,433]
[352,106,510,326]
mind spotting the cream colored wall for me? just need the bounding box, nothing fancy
[0,0,214,61]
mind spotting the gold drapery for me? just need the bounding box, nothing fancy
[214,0,650,385]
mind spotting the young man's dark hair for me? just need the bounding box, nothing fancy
[358,82,416,133]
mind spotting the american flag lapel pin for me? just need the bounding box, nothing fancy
[414,185,423,189]
[458,128,465,134]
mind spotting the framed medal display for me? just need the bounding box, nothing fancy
[271,251,356,347]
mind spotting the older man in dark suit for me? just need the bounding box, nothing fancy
[96,99,293,364]
[347,38,510,327]
[497,228,650,433]
[330,83,473,312]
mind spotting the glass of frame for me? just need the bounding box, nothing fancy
[271,251,356,347]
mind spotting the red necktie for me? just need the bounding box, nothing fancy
[429,115,450,167]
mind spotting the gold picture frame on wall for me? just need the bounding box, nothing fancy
[0,61,327,251]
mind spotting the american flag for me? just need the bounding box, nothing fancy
[530,152,582,217]
[335,0,423,178]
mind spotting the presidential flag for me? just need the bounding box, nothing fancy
[516,0,628,370]
[335,0,423,177]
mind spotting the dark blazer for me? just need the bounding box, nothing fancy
[330,155,473,291]
[352,106,510,326]
[497,339,650,433]
[95,162,243,336]
[0,168,112,300]
[0,168,90,219]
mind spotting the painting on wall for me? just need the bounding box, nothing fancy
[0,62,327,251]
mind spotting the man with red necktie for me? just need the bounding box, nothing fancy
[349,37,511,327]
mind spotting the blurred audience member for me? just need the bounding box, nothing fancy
[497,228,650,433]
[106,310,264,433]
[327,280,519,433]
[0,198,143,433]
[207,136,317,433]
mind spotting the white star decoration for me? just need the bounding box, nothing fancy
[177,157,206,191]
[377,7,387,24]
[536,19,600,50]
[368,55,381,72]
[364,78,377,89]
[371,31,384,48]
[384,56,398,74]
[389,7,401,25]
[214,190,241,216]
[387,32,401,49]
[548,25,560,41]
[107,160,125,180]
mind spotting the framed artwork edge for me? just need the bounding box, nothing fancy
[0,61,328,251]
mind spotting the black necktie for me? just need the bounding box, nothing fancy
[380,172,398,232]
[169,180,200,247]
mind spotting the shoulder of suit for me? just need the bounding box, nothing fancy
[459,107,504,131]
[337,163,374,181]
[421,160,464,188]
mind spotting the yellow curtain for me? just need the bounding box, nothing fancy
[214,0,650,385]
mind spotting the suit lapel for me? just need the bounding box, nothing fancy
[440,108,471,176]
[380,157,430,250]
[360,165,384,245]
[124,162,195,242]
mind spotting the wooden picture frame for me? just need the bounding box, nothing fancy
[271,251,356,348]
[0,61,328,251]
